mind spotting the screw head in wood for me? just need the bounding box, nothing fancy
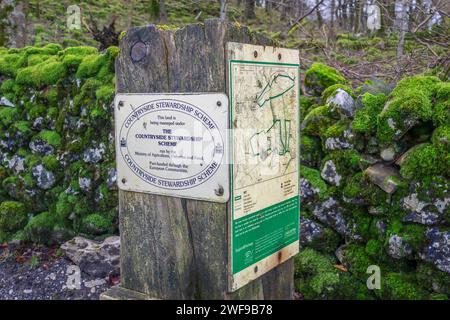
[130,41,148,63]
[215,185,224,196]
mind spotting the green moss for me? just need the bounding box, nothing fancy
[416,263,450,295]
[294,248,371,299]
[24,211,57,244]
[55,192,74,221]
[399,143,447,180]
[300,135,323,167]
[44,88,58,106]
[0,79,15,93]
[95,85,115,104]
[13,121,31,134]
[432,125,450,153]
[380,272,426,300]
[0,107,19,127]
[60,46,98,56]
[42,155,59,171]
[299,95,316,117]
[33,130,62,147]
[365,239,383,257]
[82,213,111,235]
[432,101,450,127]
[27,54,49,66]
[301,165,329,200]
[326,149,362,177]
[400,224,426,252]
[118,31,127,42]
[16,60,66,88]
[338,244,374,279]
[0,53,27,77]
[25,43,62,55]
[377,91,432,144]
[0,201,27,233]
[302,105,337,136]
[353,93,387,134]
[76,54,106,79]
[391,75,440,99]
[305,63,347,95]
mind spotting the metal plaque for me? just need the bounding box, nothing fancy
[227,42,300,291]
[114,93,229,203]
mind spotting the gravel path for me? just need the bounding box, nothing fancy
[0,243,116,300]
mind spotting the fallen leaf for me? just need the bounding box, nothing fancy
[334,264,348,272]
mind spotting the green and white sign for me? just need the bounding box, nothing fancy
[227,42,300,291]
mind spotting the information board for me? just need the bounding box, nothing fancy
[227,43,300,291]
[114,93,229,203]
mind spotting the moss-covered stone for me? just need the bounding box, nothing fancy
[301,165,329,200]
[0,201,27,237]
[16,59,66,88]
[305,63,347,95]
[300,135,323,167]
[353,93,387,135]
[33,130,62,148]
[294,248,372,299]
[399,143,448,180]
[82,213,112,235]
[321,84,355,103]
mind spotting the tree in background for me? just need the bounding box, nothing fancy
[245,0,256,19]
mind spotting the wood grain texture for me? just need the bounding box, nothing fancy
[116,18,294,300]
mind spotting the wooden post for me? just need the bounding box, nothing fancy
[104,19,295,300]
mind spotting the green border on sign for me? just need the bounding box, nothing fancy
[229,59,301,275]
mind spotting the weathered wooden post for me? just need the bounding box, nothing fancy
[101,19,300,300]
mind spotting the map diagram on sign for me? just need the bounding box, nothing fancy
[228,42,300,292]
[231,63,298,191]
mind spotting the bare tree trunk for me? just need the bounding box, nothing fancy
[330,0,336,28]
[354,0,362,33]
[220,0,228,20]
[316,0,323,27]
[342,0,348,29]
[245,0,256,19]
[159,0,168,23]
[397,0,409,59]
